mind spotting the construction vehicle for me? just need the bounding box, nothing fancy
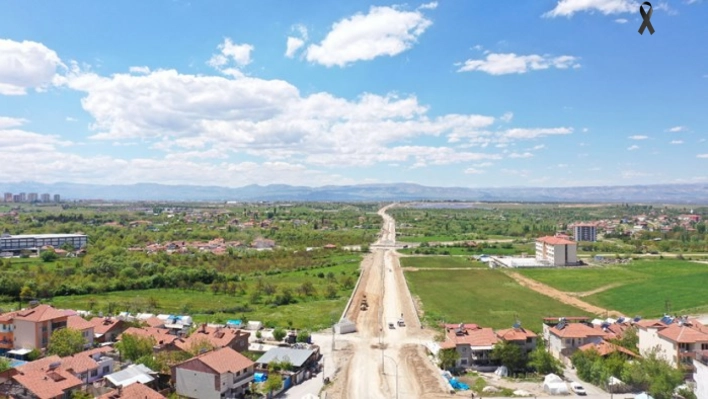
[360,294,369,311]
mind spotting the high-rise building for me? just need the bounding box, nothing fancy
[18,193,26,202]
[54,194,61,203]
[12,195,20,202]
[28,193,38,202]
[3,193,11,202]
[572,223,597,242]
[535,236,578,266]
[41,193,51,202]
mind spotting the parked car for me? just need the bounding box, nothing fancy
[388,322,395,329]
[397,319,405,327]
[570,382,586,395]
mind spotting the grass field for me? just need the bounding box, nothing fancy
[405,269,589,332]
[517,259,708,317]
[397,246,532,256]
[397,235,516,243]
[400,256,487,269]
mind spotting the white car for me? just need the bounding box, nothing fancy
[570,382,586,395]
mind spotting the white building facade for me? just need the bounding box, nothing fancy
[535,236,578,266]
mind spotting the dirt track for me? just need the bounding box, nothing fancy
[505,271,624,318]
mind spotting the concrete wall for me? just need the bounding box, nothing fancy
[638,327,676,367]
[13,320,37,349]
[175,368,219,399]
[694,360,708,399]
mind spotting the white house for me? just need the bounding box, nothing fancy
[172,347,254,399]
[535,236,578,266]
[694,351,708,399]
[636,317,708,370]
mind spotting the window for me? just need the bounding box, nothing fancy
[526,337,532,343]
[91,370,98,377]
[102,366,110,374]
[702,343,708,351]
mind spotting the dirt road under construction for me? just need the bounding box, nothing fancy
[324,205,452,399]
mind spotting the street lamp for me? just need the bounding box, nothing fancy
[383,354,399,399]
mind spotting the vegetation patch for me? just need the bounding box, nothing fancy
[405,269,590,331]
[400,256,487,269]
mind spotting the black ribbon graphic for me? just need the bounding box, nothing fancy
[638,2,655,35]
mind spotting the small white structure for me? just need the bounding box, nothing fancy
[543,374,569,395]
[334,318,357,334]
[634,393,655,399]
[105,364,156,387]
[246,321,263,331]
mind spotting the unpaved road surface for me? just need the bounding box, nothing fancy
[324,204,452,399]
[505,271,624,317]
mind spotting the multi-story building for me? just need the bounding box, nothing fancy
[535,236,578,266]
[41,193,51,202]
[54,194,61,203]
[172,347,255,399]
[0,311,16,354]
[27,193,38,202]
[543,318,608,363]
[18,193,26,202]
[13,304,71,350]
[12,195,20,202]
[637,316,708,371]
[0,233,88,254]
[694,351,708,399]
[439,322,538,368]
[3,192,12,202]
[572,223,597,242]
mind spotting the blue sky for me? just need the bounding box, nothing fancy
[0,0,706,188]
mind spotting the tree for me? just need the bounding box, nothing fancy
[609,327,638,353]
[528,344,563,375]
[298,281,317,297]
[116,333,156,362]
[491,341,526,371]
[438,348,460,370]
[71,392,93,399]
[27,348,41,361]
[621,349,684,399]
[187,337,215,356]
[19,285,35,302]
[296,329,311,343]
[272,327,286,342]
[47,328,85,357]
[264,373,283,393]
[0,357,10,373]
[324,285,338,299]
[40,250,58,262]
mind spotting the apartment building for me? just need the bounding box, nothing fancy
[172,347,255,399]
[3,193,11,202]
[571,223,597,242]
[694,351,708,399]
[0,311,16,354]
[54,194,61,203]
[0,233,88,253]
[12,305,72,350]
[41,193,51,202]
[27,193,38,202]
[535,236,578,266]
[637,317,708,370]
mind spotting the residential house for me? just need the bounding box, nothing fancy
[0,311,16,355]
[578,341,639,359]
[172,347,255,399]
[254,347,319,372]
[89,317,127,343]
[543,318,608,361]
[66,315,94,349]
[439,323,499,368]
[174,325,250,354]
[496,324,538,354]
[61,347,114,385]
[11,356,83,399]
[118,327,179,352]
[97,382,166,399]
[13,305,70,350]
[636,316,708,370]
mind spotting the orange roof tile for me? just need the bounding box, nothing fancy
[67,315,94,331]
[14,305,69,322]
[174,326,249,352]
[634,319,668,329]
[144,316,165,328]
[61,347,113,374]
[120,327,177,347]
[443,326,499,348]
[578,340,639,358]
[537,236,576,245]
[549,323,608,339]
[496,327,537,341]
[658,322,708,343]
[13,356,82,399]
[89,317,125,335]
[176,347,254,375]
[97,382,166,399]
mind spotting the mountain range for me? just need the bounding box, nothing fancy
[2,182,708,203]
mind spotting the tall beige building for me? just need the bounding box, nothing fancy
[535,236,578,266]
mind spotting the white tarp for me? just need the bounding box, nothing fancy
[334,318,356,334]
[494,366,508,377]
[247,321,263,330]
[543,374,568,395]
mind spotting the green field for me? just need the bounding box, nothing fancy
[517,259,708,317]
[397,246,532,256]
[405,269,589,331]
[397,235,516,243]
[400,256,487,269]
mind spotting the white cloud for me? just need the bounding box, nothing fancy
[627,145,640,151]
[628,135,648,140]
[418,2,438,10]
[504,127,573,139]
[582,127,589,133]
[65,117,78,122]
[464,168,485,174]
[500,112,513,123]
[457,53,580,75]
[285,37,305,58]
[698,154,708,158]
[501,168,530,177]
[0,38,65,95]
[473,162,493,167]
[655,2,678,15]
[530,144,546,151]
[508,152,533,159]
[615,18,628,23]
[667,126,687,132]
[129,66,151,74]
[0,116,28,129]
[670,140,683,144]
[543,0,638,18]
[304,5,434,67]
[208,38,254,76]
[621,170,652,178]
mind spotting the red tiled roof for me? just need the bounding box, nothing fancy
[67,315,94,331]
[549,323,608,339]
[120,327,177,347]
[496,327,537,341]
[634,319,668,329]
[174,326,249,352]
[144,316,165,328]
[578,341,639,358]
[97,382,166,399]
[61,347,113,374]
[13,356,82,399]
[657,321,708,344]
[89,317,124,335]
[176,347,254,375]
[442,326,499,349]
[14,305,69,322]
[537,236,576,245]
[0,311,17,323]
